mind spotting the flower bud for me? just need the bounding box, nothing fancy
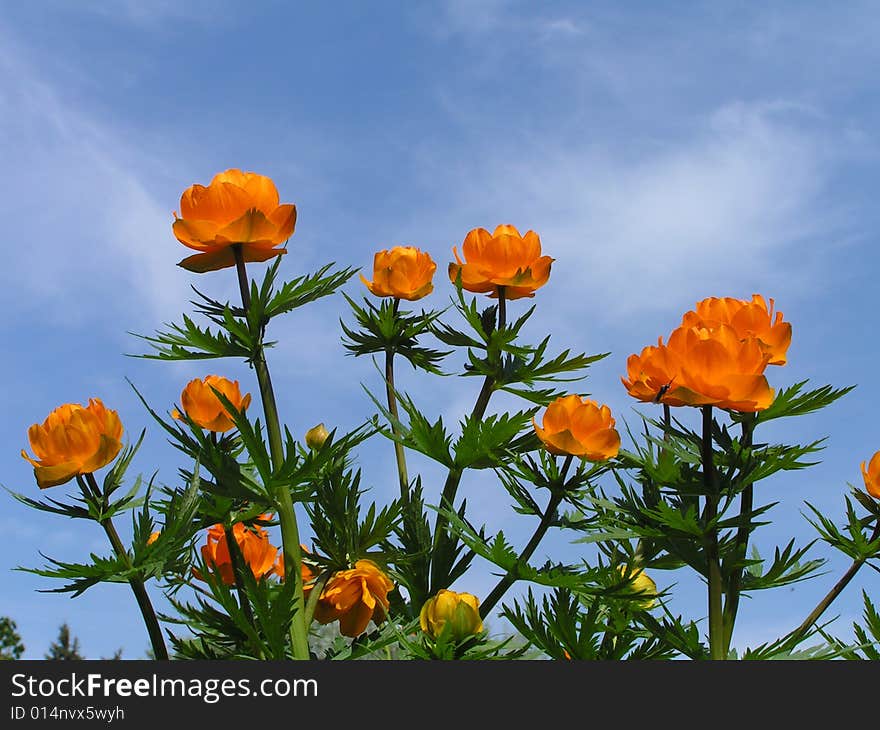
[305,423,329,450]
[419,589,483,641]
[618,566,657,610]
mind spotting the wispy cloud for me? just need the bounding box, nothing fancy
[0,29,195,331]
[55,0,226,29]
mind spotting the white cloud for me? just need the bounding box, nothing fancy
[57,0,225,28]
[415,98,841,328]
[0,30,194,330]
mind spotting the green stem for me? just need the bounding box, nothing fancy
[81,474,168,660]
[232,244,310,660]
[429,287,506,593]
[223,524,257,632]
[634,405,671,565]
[303,570,332,628]
[386,298,410,500]
[789,520,880,645]
[479,455,573,618]
[701,406,725,660]
[722,414,756,655]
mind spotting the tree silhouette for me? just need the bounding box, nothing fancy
[0,617,24,660]
[44,623,84,660]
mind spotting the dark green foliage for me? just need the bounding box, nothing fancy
[0,617,24,660]
[45,623,83,661]
[341,294,451,374]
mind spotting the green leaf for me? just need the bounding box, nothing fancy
[128,314,253,361]
[755,381,855,423]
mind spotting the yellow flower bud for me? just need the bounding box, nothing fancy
[305,423,329,450]
[419,589,483,641]
[618,565,657,610]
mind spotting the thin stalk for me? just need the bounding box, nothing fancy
[789,520,880,645]
[480,454,572,618]
[81,474,168,660]
[223,524,257,630]
[634,405,671,565]
[386,298,410,500]
[232,244,310,660]
[701,406,725,660]
[303,570,332,628]
[722,414,756,655]
[429,286,506,592]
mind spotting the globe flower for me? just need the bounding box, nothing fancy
[21,398,124,489]
[271,544,317,585]
[682,294,791,366]
[861,451,880,500]
[360,246,437,301]
[448,224,554,300]
[663,323,774,412]
[305,423,330,450]
[419,589,483,641]
[172,168,297,273]
[533,394,620,460]
[172,375,252,433]
[621,337,684,406]
[623,323,774,412]
[195,518,278,586]
[618,566,657,610]
[313,559,394,637]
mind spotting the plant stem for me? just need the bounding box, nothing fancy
[789,520,880,645]
[701,406,725,660]
[303,570,332,628]
[634,406,672,565]
[81,474,168,660]
[386,298,410,500]
[429,286,506,593]
[722,414,756,655]
[223,524,257,630]
[480,455,572,618]
[232,244,310,660]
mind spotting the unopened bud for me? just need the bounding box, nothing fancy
[305,423,330,450]
[419,589,483,641]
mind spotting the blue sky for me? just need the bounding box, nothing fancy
[2,0,878,658]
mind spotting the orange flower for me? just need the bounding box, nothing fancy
[419,589,483,641]
[172,168,296,273]
[621,337,684,406]
[663,323,774,411]
[682,294,791,366]
[533,394,620,460]
[861,451,880,500]
[172,375,252,433]
[147,531,161,546]
[623,323,774,412]
[195,518,278,586]
[271,544,316,587]
[448,224,554,300]
[21,398,124,489]
[360,246,437,301]
[313,559,394,637]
